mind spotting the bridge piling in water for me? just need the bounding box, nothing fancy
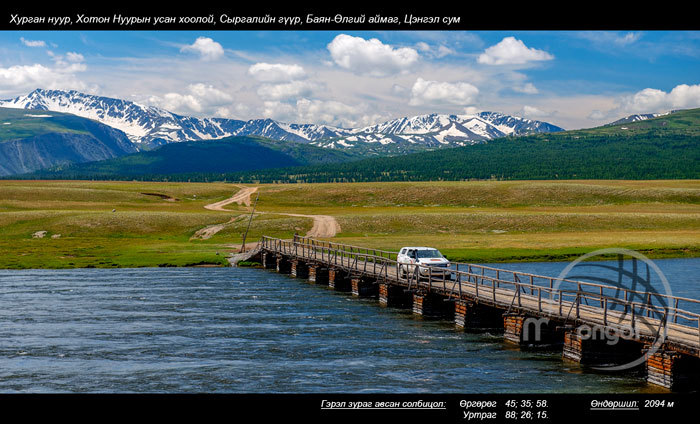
[308,265,329,284]
[290,259,308,279]
[645,347,700,391]
[412,292,453,319]
[258,235,700,392]
[328,267,351,292]
[562,327,643,366]
[503,314,563,346]
[379,282,412,308]
[276,255,291,274]
[351,275,378,298]
[454,300,503,331]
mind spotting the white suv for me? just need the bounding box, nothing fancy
[397,247,451,278]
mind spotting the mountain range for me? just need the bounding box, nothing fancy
[4,88,684,180]
[0,108,137,176]
[1,89,565,153]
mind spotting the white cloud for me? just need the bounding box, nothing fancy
[147,83,233,115]
[391,84,408,96]
[618,84,700,113]
[150,93,202,113]
[20,37,46,48]
[180,37,224,61]
[587,110,607,120]
[248,63,306,83]
[66,52,84,63]
[464,106,481,115]
[577,31,643,47]
[248,62,314,102]
[295,98,365,126]
[513,82,539,94]
[415,42,455,58]
[520,105,552,118]
[258,98,382,128]
[616,32,642,46]
[0,56,88,96]
[409,78,479,107]
[327,34,419,77]
[478,37,554,66]
[187,83,233,104]
[260,100,297,122]
[256,80,317,101]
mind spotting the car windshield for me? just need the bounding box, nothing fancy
[416,249,442,259]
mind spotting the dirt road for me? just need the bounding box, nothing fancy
[204,186,258,210]
[190,216,240,240]
[278,213,341,238]
[201,185,341,239]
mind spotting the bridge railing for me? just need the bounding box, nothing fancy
[451,269,699,342]
[260,236,700,346]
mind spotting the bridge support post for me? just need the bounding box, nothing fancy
[412,293,453,319]
[276,256,291,274]
[562,327,642,366]
[645,346,700,391]
[454,300,504,331]
[262,252,275,269]
[328,268,351,292]
[351,276,378,298]
[379,282,412,308]
[309,265,329,285]
[503,314,562,346]
[291,260,309,279]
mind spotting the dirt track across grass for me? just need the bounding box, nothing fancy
[201,185,341,240]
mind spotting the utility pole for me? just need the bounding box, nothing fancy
[241,192,259,252]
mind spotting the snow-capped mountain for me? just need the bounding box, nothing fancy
[313,112,563,152]
[0,89,351,148]
[1,89,564,152]
[607,112,674,126]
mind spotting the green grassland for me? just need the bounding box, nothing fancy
[0,108,90,141]
[251,180,700,262]
[0,179,698,268]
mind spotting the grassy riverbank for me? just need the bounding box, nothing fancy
[0,179,698,269]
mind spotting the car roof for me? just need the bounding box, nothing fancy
[401,247,440,250]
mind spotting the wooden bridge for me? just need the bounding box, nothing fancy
[249,235,700,391]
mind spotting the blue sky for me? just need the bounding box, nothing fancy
[1,30,699,129]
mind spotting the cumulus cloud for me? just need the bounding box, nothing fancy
[478,37,554,66]
[618,84,700,113]
[147,83,233,115]
[248,63,306,83]
[20,37,46,48]
[327,34,419,77]
[259,98,382,128]
[0,52,88,96]
[180,37,224,61]
[248,62,317,101]
[409,78,479,107]
[149,92,203,113]
[256,80,317,101]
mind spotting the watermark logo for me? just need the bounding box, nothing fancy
[528,248,672,371]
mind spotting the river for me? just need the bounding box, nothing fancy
[0,258,698,393]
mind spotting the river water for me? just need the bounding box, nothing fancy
[0,258,698,393]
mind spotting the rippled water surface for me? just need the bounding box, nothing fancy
[0,258,697,393]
